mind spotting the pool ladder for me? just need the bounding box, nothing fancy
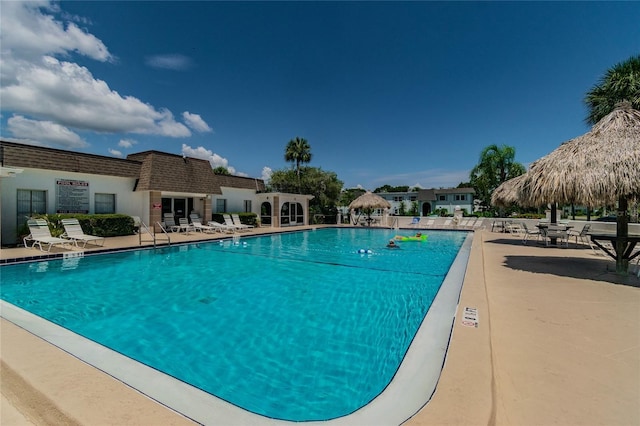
[138,221,171,247]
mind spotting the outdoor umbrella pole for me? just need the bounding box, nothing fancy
[615,196,629,275]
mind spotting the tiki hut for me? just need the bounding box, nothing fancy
[348,191,391,226]
[519,103,640,208]
[518,102,640,274]
[491,174,527,208]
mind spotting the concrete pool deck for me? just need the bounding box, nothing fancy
[1,227,639,425]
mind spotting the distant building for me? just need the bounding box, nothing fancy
[376,188,475,216]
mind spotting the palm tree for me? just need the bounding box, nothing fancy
[585,55,640,125]
[285,137,312,191]
[470,144,525,212]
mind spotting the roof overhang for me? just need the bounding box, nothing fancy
[0,166,24,177]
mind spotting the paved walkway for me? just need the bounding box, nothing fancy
[1,228,639,425]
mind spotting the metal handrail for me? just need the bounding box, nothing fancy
[153,222,171,247]
[138,221,171,247]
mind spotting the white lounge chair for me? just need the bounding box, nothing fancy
[176,218,195,234]
[24,219,69,252]
[208,220,236,234]
[191,217,218,233]
[224,214,251,232]
[61,218,105,248]
[163,213,180,232]
[231,214,254,230]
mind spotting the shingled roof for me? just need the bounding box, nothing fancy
[216,174,266,192]
[127,151,221,194]
[2,141,267,195]
[1,141,140,178]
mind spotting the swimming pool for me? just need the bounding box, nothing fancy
[1,227,472,424]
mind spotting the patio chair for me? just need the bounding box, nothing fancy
[409,217,421,228]
[567,223,592,248]
[176,218,195,234]
[61,218,105,248]
[231,214,254,230]
[208,220,236,234]
[224,214,251,232]
[191,217,218,233]
[23,219,69,252]
[163,213,180,232]
[521,222,541,245]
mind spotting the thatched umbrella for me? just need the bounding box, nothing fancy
[348,191,391,226]
[491,174,527,208]
[519,102,640,274]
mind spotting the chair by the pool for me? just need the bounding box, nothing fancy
[176,218,195,234]
[521,222,541,245]
[24,219,69,252]
[163,214,184,232]
[208,220,236,233]
[61,218,105,248]
[231,214,254,230]
[191,217,218,233]
[409,217,421,228]
[224,214,250,232]
[568,223,592,248]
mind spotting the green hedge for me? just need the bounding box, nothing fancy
[26,213,135,237]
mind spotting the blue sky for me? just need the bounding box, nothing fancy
[1,1,638,190]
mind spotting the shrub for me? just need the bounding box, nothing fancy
[31,213,135,237]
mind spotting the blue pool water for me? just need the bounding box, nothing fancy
[0,228,467,421]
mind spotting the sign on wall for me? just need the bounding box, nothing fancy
[56,179,90,213]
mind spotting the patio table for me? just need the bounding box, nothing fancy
[588,232,640,274]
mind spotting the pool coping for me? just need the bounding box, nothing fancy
[1,229,473,425]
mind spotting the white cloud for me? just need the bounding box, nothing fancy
[0,1,113,63]
[118,138,137,148]
[182,112,212,133]
[145,54,193,71]
[0,1,196,147]
[261,166,273,182]
[2,56,191,137]
[108,148,123,157]
[181,144,236,175]
[7,114,87,148]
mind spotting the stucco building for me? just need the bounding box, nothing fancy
[0,141,313,245]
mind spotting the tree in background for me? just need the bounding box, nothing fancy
[469,144,525,213]
[373,185,409,193]
[585,55,640,125]
[284,137,312,191]
[339,188,365,208]
[212,166,230,175]
[267,167,343,223]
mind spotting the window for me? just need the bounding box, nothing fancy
[95,193,116,214]
[244,200,252,213]
[410,196,417,201]
[17,189,46,226]
[216,198,226,213]
[393,196,403,202]
[439,195,446,201]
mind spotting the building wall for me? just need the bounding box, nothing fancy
[214,187,259,216]
[432,193,474,214]
[1,168,145,245]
